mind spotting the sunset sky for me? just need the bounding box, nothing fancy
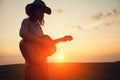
[0,0,120,65]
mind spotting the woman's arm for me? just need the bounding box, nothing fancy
[53,35,73,44]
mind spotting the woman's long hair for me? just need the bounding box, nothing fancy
[26,4,45,26]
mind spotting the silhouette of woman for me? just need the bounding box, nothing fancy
[19,0,51,80]
[19,0,72,80]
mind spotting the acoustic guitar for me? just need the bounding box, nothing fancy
[39,35,73,56]
[20,35,73,63]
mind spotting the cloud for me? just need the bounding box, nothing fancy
[105,9,120,17]
[68,9,120,32]
[73,26,83,31]
[91,13,103,21]
[91,9,120,20]
[54,9,63,14]
[90,8,120,29]
[68,25,84,32]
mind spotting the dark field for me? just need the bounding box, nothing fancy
[0,62,120,80]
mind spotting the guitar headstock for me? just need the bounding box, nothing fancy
[62,35,73,42]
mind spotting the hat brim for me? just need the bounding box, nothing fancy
[26,3,51,15]
[43,6,51,14]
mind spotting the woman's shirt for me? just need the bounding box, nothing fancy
[20,18,44,38]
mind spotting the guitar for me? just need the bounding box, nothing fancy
[39,35,73,56]
[19,35,73,63]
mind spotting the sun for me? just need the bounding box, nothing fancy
[58,54,64,61]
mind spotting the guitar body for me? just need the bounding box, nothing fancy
[39,35,57,56]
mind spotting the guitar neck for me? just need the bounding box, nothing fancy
[53,38,63,44]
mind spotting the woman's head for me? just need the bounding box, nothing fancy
[25,0,51,24]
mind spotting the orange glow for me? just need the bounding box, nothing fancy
[58,54,64,62]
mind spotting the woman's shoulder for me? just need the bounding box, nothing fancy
[22,18,30,25]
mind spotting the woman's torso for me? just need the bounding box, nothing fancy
[19,18,47,64]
